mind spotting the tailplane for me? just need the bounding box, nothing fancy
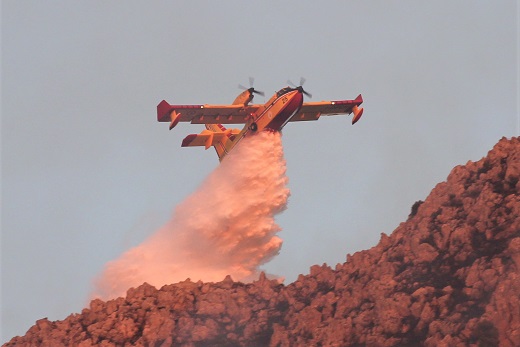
[182,124,242,161]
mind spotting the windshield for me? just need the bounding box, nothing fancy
[276,87,293,97]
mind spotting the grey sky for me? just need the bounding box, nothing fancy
[1,1,518,342]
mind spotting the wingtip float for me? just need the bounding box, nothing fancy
[157,83,364,161]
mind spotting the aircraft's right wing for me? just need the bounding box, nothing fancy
[157,100,260,129]
[290,94,364,125]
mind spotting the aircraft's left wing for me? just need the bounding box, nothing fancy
[290,94,364,125]
[157,100,260,129]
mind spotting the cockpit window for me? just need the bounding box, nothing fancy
[276,87,293,97]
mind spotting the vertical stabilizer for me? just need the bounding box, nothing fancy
[205,124,231,161]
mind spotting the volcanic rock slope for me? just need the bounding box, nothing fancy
[5,137,520,347]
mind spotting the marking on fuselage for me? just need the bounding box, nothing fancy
[256,95,288,124]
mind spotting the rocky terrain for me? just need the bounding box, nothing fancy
[4,137,519,346]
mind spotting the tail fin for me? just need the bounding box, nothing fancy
[205,124,232,161]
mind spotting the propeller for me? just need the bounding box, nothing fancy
[238,77,264,96]
[287,77,312,98]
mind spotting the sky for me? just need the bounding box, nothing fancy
[1,0,518,342]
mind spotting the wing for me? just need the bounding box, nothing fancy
[181,129,241,149]
[157,100,260,128]
[290,94,364,124]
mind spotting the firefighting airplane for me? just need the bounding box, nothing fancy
[157,79,363,161]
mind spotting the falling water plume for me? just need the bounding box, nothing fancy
[93,131,289,300]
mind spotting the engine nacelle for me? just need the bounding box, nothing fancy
[351,105,363,125]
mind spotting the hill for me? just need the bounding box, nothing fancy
[4,137,519,346]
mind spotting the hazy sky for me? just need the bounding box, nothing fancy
[2,1,518,342]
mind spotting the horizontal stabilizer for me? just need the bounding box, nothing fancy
[181,128,240,149]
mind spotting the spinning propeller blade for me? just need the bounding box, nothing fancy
[288,78,312,98]
[238,77,264,96]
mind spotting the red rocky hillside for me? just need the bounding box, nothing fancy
[4,137,519,346]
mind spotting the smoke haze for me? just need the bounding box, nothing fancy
[93,131,289,300]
